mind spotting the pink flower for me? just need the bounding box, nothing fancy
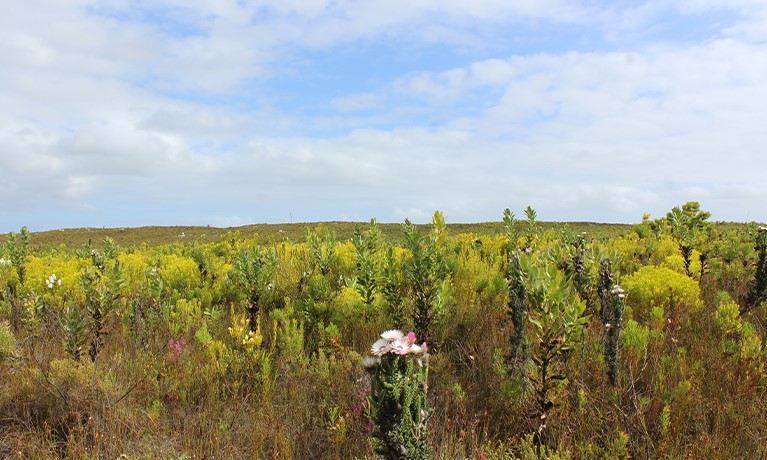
[406,331,417,344]
[166,338,187,363]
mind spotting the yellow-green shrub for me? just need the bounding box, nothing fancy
[713,300,742,335]
[662,250,702,277]
[605,234,642,274]
[157,254,200,296]
[0,320,15,359]
[334,241,357,278]
[165,298,203,336]
[24,255,89,302]
[622,265,702,321]
[119,252,150,296]
[714,300,764,357]
[650,236,681,266]
[0,260,19,291]
[622,319,650,365]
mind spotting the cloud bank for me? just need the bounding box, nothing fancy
[2,0,767,231]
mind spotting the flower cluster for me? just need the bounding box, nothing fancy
[166,338,187,363]
[367,330,427,361]
[611,284,626,299]
[0,258,10,267]
[46,273,62,289]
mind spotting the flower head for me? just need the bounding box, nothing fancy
[406,331,417,344]
[371,338,390,356]
[381,329,404,341]
[390,338,411,355]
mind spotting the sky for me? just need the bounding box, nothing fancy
[2,0,767,232]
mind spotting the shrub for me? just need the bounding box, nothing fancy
[622,266,702,322]
[0,320,15,359]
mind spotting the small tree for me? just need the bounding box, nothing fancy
[666,202,711,278]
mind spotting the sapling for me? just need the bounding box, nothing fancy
[81,262,125,362]
[381,246,406,328]
[63,302,87,361]
[402,212,450,346]
[4,227,29,331]
[5,226,29,284]
[231,246,277,332]
[507,251,527,369]
[363,329,430,460]
[353,219,382,307]
[521,258,589,442]
[504,209,528,370]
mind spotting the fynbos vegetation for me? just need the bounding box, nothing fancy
[0,203,766,459]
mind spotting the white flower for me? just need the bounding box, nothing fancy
[362,356,381,369]
[380,330,404,341]
[371,338,390,356]
[408,344,424,355]
[610,285,624,295]
[46,274,61,289]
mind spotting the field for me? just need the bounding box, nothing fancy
[1,204,766,459]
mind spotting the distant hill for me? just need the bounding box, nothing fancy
[1,221,634,250]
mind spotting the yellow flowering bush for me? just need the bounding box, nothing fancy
[622,265,702,321]
[24,255,89,302]
[118,252,150,296]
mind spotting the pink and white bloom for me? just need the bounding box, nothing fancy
[390,338,412,355]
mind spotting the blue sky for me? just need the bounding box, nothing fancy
[2,0,767,232]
